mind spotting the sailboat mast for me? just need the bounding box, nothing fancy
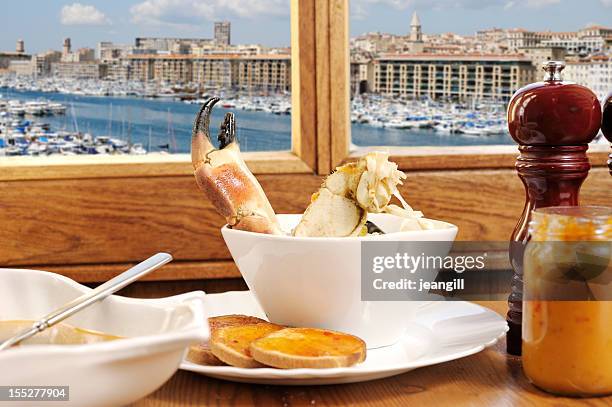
[70,102,79,133]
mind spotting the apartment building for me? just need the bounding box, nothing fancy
[236,55,291,92]
[51,62,107,79]
[122,54,290,91]
[373,53,535,100]
[506,29,552,50]
[564,55,612,99]
[540,36,611,55]
[152,55,193,83]
[192,57,235,89]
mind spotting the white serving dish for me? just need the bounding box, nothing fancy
[0,268,208,407]
[181,291,508,385]
[222,213,458,349]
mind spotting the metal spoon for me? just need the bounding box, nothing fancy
[0,252,173,351]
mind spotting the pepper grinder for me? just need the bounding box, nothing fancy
[505,61,602,356]
[602,91,612,175]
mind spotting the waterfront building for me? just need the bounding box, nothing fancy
[373,53,535,101]
[351,52,375,94]
[236,55,291,92]
[0,51,31,71]
[124,55,154,81]
[8,60,33,76]
[564,55,612,99]
[32,50,62,77]
[192,56,236,89]
[51,62,107,79]
[215,22,231,46]
[61,47,95,63]
[152,55,193,84]
[123,54,290,92]
[105,61,130,81]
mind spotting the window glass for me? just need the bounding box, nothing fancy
[349,1,608,149]
[0,1,291,157]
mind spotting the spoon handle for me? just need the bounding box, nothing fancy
[0,252,172,351]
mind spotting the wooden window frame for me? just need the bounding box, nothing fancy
[320,2,610,171]
[1,1,317,182]
[1,0,610,283]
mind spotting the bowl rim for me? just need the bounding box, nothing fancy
[221,213,458,242]
[0,268,207,357]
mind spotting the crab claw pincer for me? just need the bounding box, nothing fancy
[191,98,282,235]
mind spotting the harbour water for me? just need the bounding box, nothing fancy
[2,88,514,154]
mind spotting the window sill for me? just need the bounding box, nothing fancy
[349,144,610,171]
[0,151,313,181]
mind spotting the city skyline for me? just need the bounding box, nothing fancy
[2,0,612,54]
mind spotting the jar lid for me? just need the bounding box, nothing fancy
[530,206,612,241]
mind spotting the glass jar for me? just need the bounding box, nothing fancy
[522,206,612,396]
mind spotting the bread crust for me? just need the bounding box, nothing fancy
[250,328,366,369]
[188,315,268,366]
[210,322,284,368]
[186,343,226,366]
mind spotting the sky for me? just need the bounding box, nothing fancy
[1,0,611,54]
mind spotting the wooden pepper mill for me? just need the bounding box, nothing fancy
[602,91,612,175]
[505,61,602,356]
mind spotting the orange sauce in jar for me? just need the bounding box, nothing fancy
[522,206,612,396]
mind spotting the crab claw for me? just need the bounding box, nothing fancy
[191,98,282,235]
[191,97,220,170]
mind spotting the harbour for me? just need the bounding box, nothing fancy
[1,78,524,157]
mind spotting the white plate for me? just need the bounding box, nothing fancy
[180,291,508,385]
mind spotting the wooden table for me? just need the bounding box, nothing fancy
[131,299,611,406]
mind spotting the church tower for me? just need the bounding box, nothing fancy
[409,12,422,42]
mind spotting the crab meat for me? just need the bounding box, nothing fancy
[293,152,406,237]
[191,98,282,235]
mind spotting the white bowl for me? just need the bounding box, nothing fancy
[222,213,458,348]
[0,269,208,407]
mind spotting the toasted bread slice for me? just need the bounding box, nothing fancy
[187,315,268,366]
[250,328,366,369]
[210,322,284,368]
[186,343,226,366]
[209,314,268,330]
